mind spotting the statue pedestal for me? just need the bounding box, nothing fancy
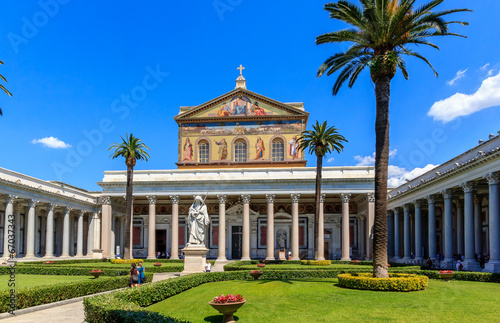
[181,245,209,273]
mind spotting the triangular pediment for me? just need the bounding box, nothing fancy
[174,88,308,123]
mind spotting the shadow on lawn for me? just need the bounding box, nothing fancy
[204,315,239,322]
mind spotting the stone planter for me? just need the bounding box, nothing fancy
[89,271,104,279]
[153,263,162,267]
[249,272,262,280]
[209,300,246,323]
[438,272,454,282]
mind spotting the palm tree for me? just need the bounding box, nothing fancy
[109,133,150,259]
[298,121,347,260]
[0,60,12,116]
[316,0,470,277]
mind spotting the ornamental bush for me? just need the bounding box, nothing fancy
[301,260,332,266]
[0,273,153,313]
[110,259,145,264]
[337,273,428,292]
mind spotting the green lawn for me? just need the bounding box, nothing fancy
[0,274,99,290]
[147,279,500,323]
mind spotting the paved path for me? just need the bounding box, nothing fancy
[0,262,235,322]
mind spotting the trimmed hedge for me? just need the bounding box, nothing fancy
[301,260,332,266]
[0,264,183,276]
[338,273,429,292]
[0,273,153,313]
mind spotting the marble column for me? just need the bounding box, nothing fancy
[461,182,476,266]
[442,189,454,263]
[290,193,300,261]
[387,211,394,258]
[266,194,275,261]
[485,172,500,271]
[3,195,16,257]
[366,193,375,260]
[474,195,483,256]
[393,207,401,259]
[93,212,101,250]
[76,211,84,257]
[44,203,56,258]
[110,215,116,257]
[413,200,423,260]
[101,196,112,258]
[357,215,365,259]
[403,204,411,260]
[87,213,94,256]
[318,193,326,261]
[14,204,22,257]
[340,193,351,261]
[25,199,38,258]
[241,194,251,261]
[217,194,227,261]
[61,207,71,257]
[170,195,180,259]
[427,196,436,259]
[147,195,157,259]
[455,200,464,255]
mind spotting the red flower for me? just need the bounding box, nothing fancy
[250,270,262,274]
[212,294,245,304]
[439,270,454,274]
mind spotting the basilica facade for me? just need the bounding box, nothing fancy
[0,71,499,273]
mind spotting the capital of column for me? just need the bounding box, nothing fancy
[453,200,463,209]
[28,199,39,208]
[5,194,17,204]
[290,193,300,204]
[320,193,326,203]
[460,181,476,193]
[403,204,411,212]
[441,189,453,199]
[101,196,112,205]
[366,192,375,203]
[394,207,402,214]
[266,194,275,204]
[217,194,227,204]
[170,195,180,204]
[146,195,157,204]
[47,203,57,212]
[93,211,101,219]
[78,210,84,217]
[64,207,73,214]
[241,194,251,204]
[425,195,436,204]
[484,172,500,185]
[340,193,351,203]
[413,200,422,208]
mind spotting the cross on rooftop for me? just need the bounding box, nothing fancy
[237,64,245,75]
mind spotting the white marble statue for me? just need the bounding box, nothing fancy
[187,195,210,246]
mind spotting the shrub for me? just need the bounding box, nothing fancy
[110,259,145,264]
[0,273,153,313]
[338,273,428,292]
[301,260,332,266]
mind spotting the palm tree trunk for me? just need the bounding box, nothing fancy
[314,153,323,260]
[372,76,391,278]
[124,164,134,260]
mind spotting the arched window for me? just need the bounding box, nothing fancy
[271,139,284,161]
[198,141,209,163]
[234,140,247,162]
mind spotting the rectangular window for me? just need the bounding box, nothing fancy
[299,218,308,249]
[199,142,209,163]
[210,217,218,248]
[133,218,144,249]
[258,218,267,248]
[234,141,247,162]
[272,140,284,161]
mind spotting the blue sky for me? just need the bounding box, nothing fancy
[1,0,499,191]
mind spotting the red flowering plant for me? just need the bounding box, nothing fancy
[352,260,360,263]
[90,269,103,273]
[257,263,265,267]
[250,270,262,274]
[43,261,54,264]
[212,294,245,304]
[439,270,454,274]
[153,263,162,266]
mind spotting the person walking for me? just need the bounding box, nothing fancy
[137,261,146,284]
[204,260,212,273]
[129,263,139,287]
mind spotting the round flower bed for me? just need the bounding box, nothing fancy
[257,263,265,267]
[89,269,104,279]
[249,270,262,280]
[438,270,454,282]
[338,273,428,292]
[153,263,162,266]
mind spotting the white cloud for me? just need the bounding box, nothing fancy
[447,68,468,86]
[487,69,494,76]
[327,157,335,163]
[480,63,490,71]
[31,137,72,149]
[354,149,397,166]
[428,71,500,123]
[387,164,439,188]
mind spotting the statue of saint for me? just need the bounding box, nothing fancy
[187,195,210,246]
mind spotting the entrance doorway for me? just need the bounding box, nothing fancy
[156,229,167,257]
[324,229,332,260]
[231,226,242,259]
